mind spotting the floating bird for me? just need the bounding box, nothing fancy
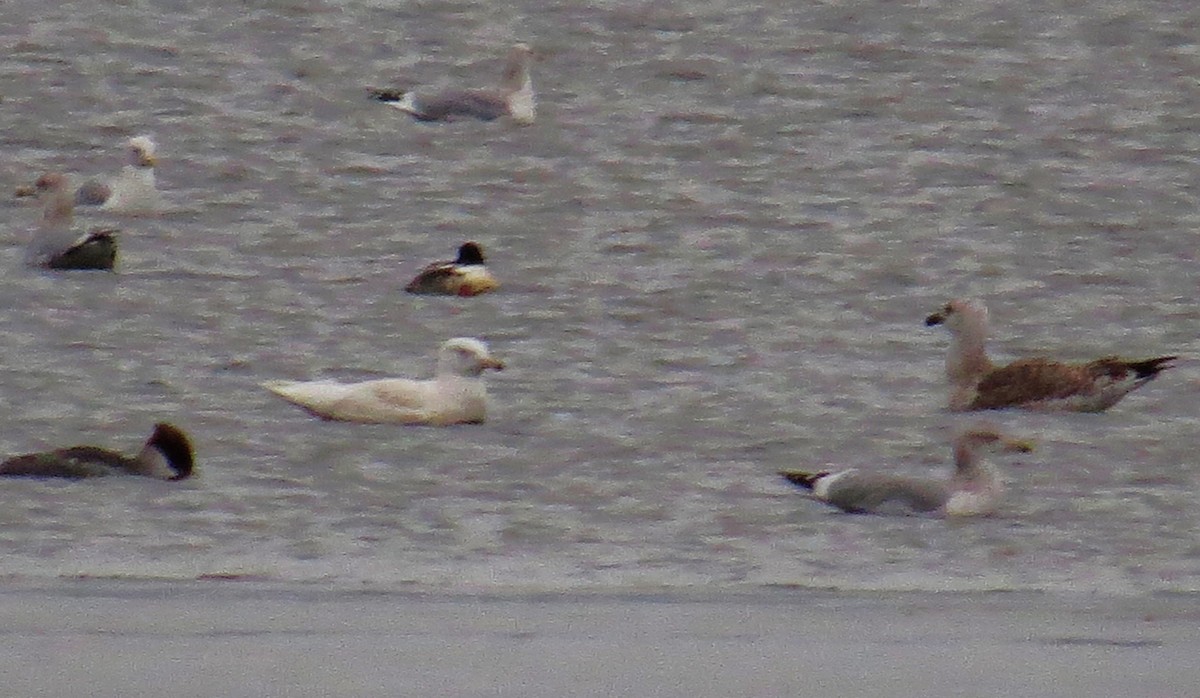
[263,337,504,425]
[0,423,195,480]
[779,427,1033,517]
[368,43,536,124]
[23,172,118,271]
[405,241,498,297]
[74,135,164,213]
[925,299,1176,412]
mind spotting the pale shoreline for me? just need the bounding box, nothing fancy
[1,580,1196,697]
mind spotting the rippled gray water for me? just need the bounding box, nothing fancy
[0,0,1197,594]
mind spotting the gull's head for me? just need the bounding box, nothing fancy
[925,298,987,333]
[957,426,1034,456]
[509,43,534,64]
[127,136,158,168]
[501,43,536,124]
[438,337,505,377]
[34,172,69,197]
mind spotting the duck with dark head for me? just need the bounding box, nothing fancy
[0,423,194,480]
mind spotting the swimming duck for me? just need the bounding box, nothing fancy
[263,337,504,425]
[925,299,1176,412]
[0,423,195,480]
[779,427,1033,517]
[369,43,536,124]
[24,172,118,271]
[405,241,498,297]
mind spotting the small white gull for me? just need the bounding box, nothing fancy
[262,337,504,425]
[73,135,164,213]
[368,43,536,124]
[779,427,1034,517]
[23,172,118,271]
[925,299,1176,412]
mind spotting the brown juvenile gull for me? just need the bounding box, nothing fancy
[24,172,118,271]
[0,423,194,480]
[262,338,504,425]
[779,427,1033,517]
[73,135,164,213]
[368,43,536,124]
[925,299,1176,412]
[405,241,499,297]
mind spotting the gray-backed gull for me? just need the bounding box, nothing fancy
[780,427,1033,517]
[369,44,535,124]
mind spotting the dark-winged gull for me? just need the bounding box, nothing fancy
[405,241,498,296]
[263,338,504,425]
[368,43,536,124]
[779,427,1033,517]
[925,299,1176,412]
[0,423,194,480]
[24,172,118,271]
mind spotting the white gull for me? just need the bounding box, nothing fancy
[262,337,504,425]
[74,135,164,213]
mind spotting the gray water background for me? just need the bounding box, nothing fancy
[0,0,1197,595]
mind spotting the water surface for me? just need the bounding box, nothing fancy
[0,0,1197,595]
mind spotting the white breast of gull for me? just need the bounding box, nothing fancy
[925,299,1176,412]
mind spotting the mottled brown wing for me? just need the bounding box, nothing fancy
[970,359,1090,409]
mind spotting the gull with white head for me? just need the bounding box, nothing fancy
[73,135,164,213]
[925,299,1176,412]
[780,427,1034,517]
[262,338,505,425]
[368,43,536,125]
